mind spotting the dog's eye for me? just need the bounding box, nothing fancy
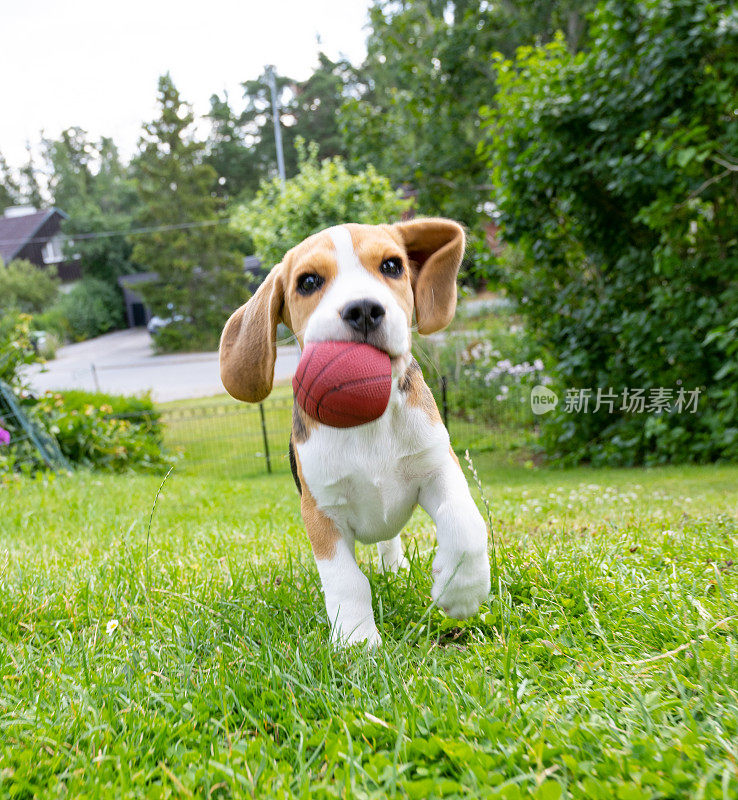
[380,257,403,278]
[296,273,325,295]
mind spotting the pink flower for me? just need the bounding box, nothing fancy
[0,426,10,446]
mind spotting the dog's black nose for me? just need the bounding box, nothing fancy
[340,300,386,337]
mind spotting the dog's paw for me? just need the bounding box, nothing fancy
[378,553,410,574]
[331,619,382,649]
[431,548,491,619]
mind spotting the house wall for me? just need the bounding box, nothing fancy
[15,214,81,282]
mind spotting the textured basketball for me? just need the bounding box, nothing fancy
[292,341,392,428]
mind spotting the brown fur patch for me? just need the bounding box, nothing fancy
[390,218,465,335]
[281,231,338,346]
[220,231,341,403]
[219,263,286,402]
[293,448,340,560]
[347,224,414,321]
[292,402,317,444]
[401,358,442,424]
[449,445,460,467]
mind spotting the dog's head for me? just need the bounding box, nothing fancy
[219,218,465,402]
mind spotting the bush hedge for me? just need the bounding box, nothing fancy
[44,278,125,342]
[0,315,172,475]
[234,141,412,268]
[0,259,59,315]
[37,390,172,473]
[481,0,738,465]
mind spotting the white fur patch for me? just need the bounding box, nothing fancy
[298,382,490,634]
[297,385,449,546]
[327,226,361,276]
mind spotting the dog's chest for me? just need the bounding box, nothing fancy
[296,393,447,544]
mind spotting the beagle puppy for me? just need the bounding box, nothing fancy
[219,218,491,646]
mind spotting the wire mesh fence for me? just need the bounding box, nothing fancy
[155,378,539,479]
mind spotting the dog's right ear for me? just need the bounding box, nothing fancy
[219,263,286,402]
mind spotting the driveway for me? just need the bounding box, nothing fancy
[27,328,300,402]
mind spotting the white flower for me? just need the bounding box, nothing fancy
[106,619,119,636]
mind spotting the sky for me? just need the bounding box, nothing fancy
[0,0,371,171]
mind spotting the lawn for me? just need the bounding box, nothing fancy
[2,462,737,798]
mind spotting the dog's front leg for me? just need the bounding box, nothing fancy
[419,448,491,618]
[301,490,380,647]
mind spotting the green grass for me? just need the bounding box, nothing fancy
[2,462,737,798]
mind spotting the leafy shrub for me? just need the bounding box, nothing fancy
[33,305,72,342]
[480,0,738,465]
[0,314,37,390]
[51,278,125,341]
[30,330,60,360]
[150,320,221,354]
[0,259,59,314]
[0,315,44,475]
[0,318,172,475]
[58,389,159,419]
[417,308,546,427]
[36,390,173,473]
[234,140,412,267]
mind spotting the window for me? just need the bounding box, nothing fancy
[42,235,64,264]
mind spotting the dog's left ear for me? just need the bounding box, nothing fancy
[219,263,286,402]
[391,217,465,334]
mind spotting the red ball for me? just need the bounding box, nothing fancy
[292,341,392,428]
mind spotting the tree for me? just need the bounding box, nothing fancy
[131,74,246,352]
[341,0,595,225]
[206,55,354,202]
[233,141,411,268]
[19,144,45,209]
[44,129,140,285]
[205,92,257,202]
[481,0,738,465]
[0,153,21,212]
[291,53,354,162]
[0,259,58,315]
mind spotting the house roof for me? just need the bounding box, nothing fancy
[0,208,67,264]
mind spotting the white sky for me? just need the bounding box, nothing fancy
[0,0,371,171]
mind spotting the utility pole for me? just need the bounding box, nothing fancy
[265,65,286,184]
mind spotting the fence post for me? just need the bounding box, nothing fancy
[441,376,449,431]
[259,403,272,474]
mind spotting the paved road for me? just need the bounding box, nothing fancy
[27,328,300,402]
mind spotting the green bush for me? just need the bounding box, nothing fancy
[0,318,172,475]
[36,390,172,473]
[52,278,125,341]
[0,315,43,475]
[150,320,221,354]
[33,305,73,342]
[0,314,37,390]
[57,389,159,419]
[0,259,59,315]
[481,0,738,465]
[417,307,546,427]
[233,140,412,267]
